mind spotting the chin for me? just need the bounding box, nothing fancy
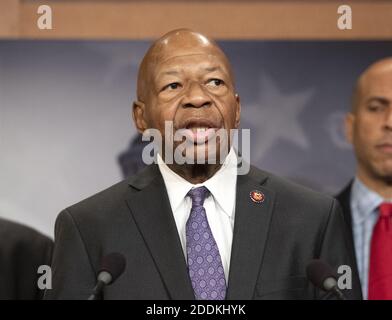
[372,165,392,183]
[182,144,223,165]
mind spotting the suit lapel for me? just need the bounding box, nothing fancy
[336,182,353,231]
[125,165,195,300]
[226,167,275,299]
[336,181,355,255]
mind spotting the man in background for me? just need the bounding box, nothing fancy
[0,217,53,299]
[337,57,392,300]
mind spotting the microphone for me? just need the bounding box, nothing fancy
[88,252,126,300]
[306,259,346,300]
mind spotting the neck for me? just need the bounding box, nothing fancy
[167,162,222,184]
[357,169,392,199]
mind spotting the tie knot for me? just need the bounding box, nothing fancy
[187,186,210,207]
[379,202,392,218]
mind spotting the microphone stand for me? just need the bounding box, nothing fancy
[88,281,105,300]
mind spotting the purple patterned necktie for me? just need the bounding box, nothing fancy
[186,186,227,300]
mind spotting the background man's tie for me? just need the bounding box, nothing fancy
[186,186,227,300]
[368,202,392,300]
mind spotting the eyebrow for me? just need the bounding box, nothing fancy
[366,96,390,105]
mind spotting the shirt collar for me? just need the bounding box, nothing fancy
[351,177,385,225]
[157,148,238,217]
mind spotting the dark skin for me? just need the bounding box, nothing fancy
[132,29,241,184]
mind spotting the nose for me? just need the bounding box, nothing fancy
[182,81,211,109]
[384,107,392,130]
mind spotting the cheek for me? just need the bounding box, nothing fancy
[215,96,238,123]
[355,119,379,141]
[353,120,381,154]
[146,100,179,129]
[157,91,182,103]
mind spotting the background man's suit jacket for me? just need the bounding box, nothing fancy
[45,165,362,300]
[0,218,53,300]
[336,183,356,264]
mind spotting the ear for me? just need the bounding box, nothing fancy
[132,100,148,133]
[344,112,355,145]
[234,93,241,128]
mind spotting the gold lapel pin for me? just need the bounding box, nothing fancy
[250,190,265,203]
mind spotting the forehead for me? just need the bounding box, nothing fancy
[153,52,230,77]
[361,69,392,98]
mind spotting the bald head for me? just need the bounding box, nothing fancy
[136,29,234,102]
[345,57,392,193]
[352,57,392,113]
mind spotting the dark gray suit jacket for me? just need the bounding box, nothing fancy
[336,182,355,247]
[45,165,362,300]
[336,183,360,272]
[0,218,53,300]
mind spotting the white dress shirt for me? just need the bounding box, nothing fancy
[350,177,391,299]
[157,148,238,282]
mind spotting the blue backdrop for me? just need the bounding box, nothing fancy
[1,40,392,235]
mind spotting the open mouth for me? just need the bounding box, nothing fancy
[177,118,221,144]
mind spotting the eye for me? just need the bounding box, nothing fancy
[162,82,181,91]
[368,104,383,112]
[206,78,224,87]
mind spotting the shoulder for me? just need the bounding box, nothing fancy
[248,165,339,216]
[335,181,353,205]
[250,166,334,200]
[66,179,131,213]
[0,217,52,254]
[59,165,160,224]
[58,179,132,229]
[0,218,52,244]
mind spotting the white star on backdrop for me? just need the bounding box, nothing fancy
[242,74,315,161]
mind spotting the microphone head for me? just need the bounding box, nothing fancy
[306,259,337,291]
[99,252,126,285]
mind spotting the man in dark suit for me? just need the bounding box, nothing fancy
[46,29,361,300]
[337,57,392,300]
[0,217,53,299]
